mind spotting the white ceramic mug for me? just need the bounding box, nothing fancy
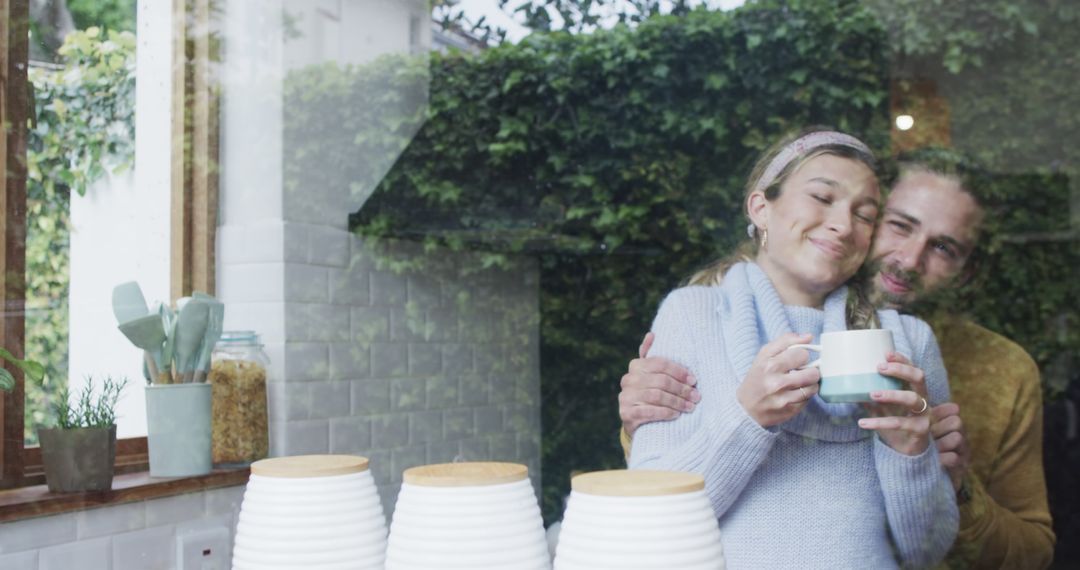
[789,329,902,403]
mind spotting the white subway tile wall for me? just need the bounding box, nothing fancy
[144,494,205,528]
[39,537,111,570]
[0,488,246,569]
[0,550,38,570]
[111,526,174,570]
[75,501,145,540]
[0,512,77,553]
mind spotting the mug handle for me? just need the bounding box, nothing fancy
[786,344,821,370]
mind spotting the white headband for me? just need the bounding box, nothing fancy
[753,131,873,193]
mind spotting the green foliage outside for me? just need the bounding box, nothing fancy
[284,1,1077,522]
[68,0,137,35]
[24,28,136,443]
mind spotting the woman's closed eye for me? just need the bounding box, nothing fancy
[855,209,877,224]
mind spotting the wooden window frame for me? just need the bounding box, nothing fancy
[1,0,31,491]
[1,0,218,494]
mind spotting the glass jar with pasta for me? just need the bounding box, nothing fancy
[208,330,270,465]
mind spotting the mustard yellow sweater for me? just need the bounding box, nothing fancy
[620,315,1055,569]
[930,316,1054,570]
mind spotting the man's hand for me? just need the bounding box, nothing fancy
[619,332,700,437]
[931,402,972,491]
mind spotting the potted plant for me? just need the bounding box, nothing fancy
[37,376,128,493]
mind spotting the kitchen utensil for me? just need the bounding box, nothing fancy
[111,281,149,324]
[118,314,167,380]
[173,300,210,383]
[160,303,177,381]
[191,292,224,382]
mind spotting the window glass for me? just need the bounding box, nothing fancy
[26,0,150,443]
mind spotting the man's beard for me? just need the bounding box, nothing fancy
[866,259,962,316]
[866,259,923,312]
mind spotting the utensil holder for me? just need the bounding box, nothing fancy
[145,383,212,477]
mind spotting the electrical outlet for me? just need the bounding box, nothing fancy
[176,526,231,570]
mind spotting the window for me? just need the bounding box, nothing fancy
[2,0,218,489]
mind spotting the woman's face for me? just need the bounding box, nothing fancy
[749,153,880,306]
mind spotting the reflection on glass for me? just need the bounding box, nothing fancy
[337,4,1076,564]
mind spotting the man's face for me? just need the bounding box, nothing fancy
[867,171,984,309]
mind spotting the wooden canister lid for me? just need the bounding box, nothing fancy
[571,470,704,496]
[251,455,369,478]
[403,462,528,487]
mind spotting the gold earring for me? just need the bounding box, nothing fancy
[761,228,768,249]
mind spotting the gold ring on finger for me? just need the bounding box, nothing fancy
[799,386,809,401]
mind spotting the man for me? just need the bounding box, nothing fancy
[619,157,1055,569]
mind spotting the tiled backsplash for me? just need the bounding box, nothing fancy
[0,486,244,570]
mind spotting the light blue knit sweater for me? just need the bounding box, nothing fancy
[628,263,958,569]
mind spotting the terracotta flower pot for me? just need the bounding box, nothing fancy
[37,425,117,493]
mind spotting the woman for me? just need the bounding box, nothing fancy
[627,129,958,569]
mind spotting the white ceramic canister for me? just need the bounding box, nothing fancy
[386,462,551,569]
[554,469,725,570]
[232,455,387,570]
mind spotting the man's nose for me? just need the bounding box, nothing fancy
[894,239,925,271]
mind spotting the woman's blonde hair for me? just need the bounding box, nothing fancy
[686,127,881,329]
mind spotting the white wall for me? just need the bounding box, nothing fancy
[68,170,168,438]
[66,0,175,438]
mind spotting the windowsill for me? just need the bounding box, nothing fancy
[0,467,250,523]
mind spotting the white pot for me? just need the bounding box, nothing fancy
[386,462,550,570]
[233,455,388,570]
[554,470,725,570]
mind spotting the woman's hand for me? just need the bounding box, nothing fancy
[857,352,932,456]
[736,333,821,427]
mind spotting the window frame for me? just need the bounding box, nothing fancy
[0,0,218,491]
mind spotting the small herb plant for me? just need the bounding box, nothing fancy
[0,347,46,392]
[54,376,128,429]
